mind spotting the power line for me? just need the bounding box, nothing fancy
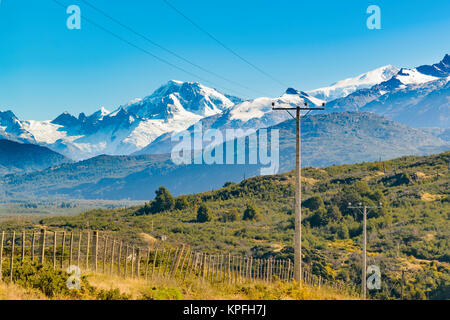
[162,0,289,89]
[79,0,265,97]
[50,0,248,99]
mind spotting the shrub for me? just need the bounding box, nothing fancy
[243,203,261,221]
[303,196,324,211]
[197,204,211,222]
[174,197,189,210]
[220,209,239,222]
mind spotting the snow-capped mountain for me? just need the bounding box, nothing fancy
[1,54,448,161]
[326,54,450,128]
[1,81,238,160]
[134,88,325,155]
[307,65,399,101]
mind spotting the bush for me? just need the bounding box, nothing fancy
[174,197,189,210]
[150,186,175,213]
[197,204,211,222]
[220,209,239,222]
[303,196,324,211]
[243,203,261,221]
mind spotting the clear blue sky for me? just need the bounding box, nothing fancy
[1,0,449,120]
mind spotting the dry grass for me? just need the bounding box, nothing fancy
[85,273,357,300]
[0,281,46,300]
[421,192,445,202]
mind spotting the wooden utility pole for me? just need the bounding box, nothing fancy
[348,202,382,299]
[273,94,325,282]
[363,205,367,299]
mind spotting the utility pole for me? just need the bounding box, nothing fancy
[272,91,324,283]
[348,202,382,299]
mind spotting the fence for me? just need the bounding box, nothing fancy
[0,229,359,295]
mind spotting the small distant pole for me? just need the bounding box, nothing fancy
[348,202,383,299]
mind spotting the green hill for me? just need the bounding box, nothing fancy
[3,151,449,299]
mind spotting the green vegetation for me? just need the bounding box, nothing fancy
[1,151,449,299]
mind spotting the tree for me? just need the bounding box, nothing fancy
[150,186,174,213]
[197,204,211,223]
[242,203,261,221]
[174,197,189,210]
[303,195,324,211]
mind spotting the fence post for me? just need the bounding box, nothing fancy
[9,231,15,282]
[124,245,129,278]
[69,232,74,266]
[136,247,140,278]
[31,231,35,261]
[145,248,150,280]
[77,232,82,267]
[93,231,98,273]
[152,248,158,279]
[60,231,66,269]
[21,231,25,263]
[117,241,122,276]
[103,236,108,274]
[53,231,57,269]
[86,232,90,270]
[0,231,4,281]
[110,240,115,275]
[39,229,46,265]
[173,245,184,277]
[131,246,135,278]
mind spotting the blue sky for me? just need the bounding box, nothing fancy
[1,0,449,120]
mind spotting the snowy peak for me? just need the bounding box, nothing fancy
[125,80,235,119]
[416,54,450,78]
[307,65,399,101]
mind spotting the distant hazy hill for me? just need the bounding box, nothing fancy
[1,112,447,200]
[0,139,70,175]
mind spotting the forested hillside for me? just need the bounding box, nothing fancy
[2,152,449,299]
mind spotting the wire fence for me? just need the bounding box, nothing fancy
[0,229,361,296]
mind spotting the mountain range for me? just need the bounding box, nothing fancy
[1,55,449,162]
[1,112,447,200]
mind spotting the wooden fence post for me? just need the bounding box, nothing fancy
[69,232,74,266]
[173,245,184,277]
[77,232,82,267]
[124,245,129,278]
[131,246,135,278]
[31,231,35,261]
[117,241,122,276]
[152,248,158,279]
[103,236,108,274]
[86,232,90,270]
[53,231,57,269]
[21,231,25,262]
[0,231,4,281]
[93,231,98,273]
[9,231,15,282]
[110,240,115,275]
[60,231,66,269]
[39,229,46,265]
[136,247,140,278]
[145,248,150,280]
